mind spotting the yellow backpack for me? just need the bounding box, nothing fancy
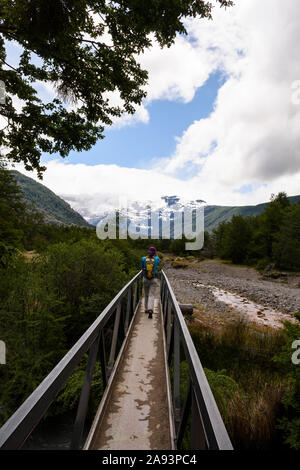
[145,256,155,279]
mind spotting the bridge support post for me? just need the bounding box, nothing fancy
[164,296,170,329]
[70,334,100,450]
[176,380,192,449]
[132,282,138,312]
[167,304,174,365]
[100,330,107,389]
[165,299,171,342]
[124,287,132,334]
[107,303,122,378]
[191,388,207,450]
[161,277,166,308]
[173,316,181,434]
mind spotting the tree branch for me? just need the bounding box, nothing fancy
[0,59,20,74]
[0,24,16,35]
[71,35,114,50]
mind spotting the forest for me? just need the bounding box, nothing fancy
[212,192,300,271]
[0,165,299,450]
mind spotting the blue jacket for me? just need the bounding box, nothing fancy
[141,256,160,277]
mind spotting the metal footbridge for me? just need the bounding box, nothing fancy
[0,271,233,450]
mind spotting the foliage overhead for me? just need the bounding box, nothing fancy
[0,0,233,176]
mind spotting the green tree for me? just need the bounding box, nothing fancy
[40,239,129,342]
[170,237,186,255]
[0,0,232,175]
[0,252,67,424]
[213,192,298,269]
[0,238,139,424]
[202,230,215,258]
[258,192,290,260]
[273,202,300,270]
[0,163,25,249]
[214,215,252,264]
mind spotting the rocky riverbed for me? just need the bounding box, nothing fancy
[163,259,300,329]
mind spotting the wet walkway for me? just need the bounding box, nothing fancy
[85,298,173,450]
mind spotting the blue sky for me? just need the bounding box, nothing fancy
[8,0,300,217]
[43,72,225,169]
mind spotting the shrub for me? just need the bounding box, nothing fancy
[187,320,289,449]
[273,321,300,450]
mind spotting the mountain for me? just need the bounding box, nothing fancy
[10,169,300,232]
[11,170,91,227]
[204,195,300,231]
[89,194,300,233]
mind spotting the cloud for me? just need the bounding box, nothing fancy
[1,3,241,129]
[14,160,206,220]
[140,35,214,103]
[7,1,300,209]
[156,0,300,204]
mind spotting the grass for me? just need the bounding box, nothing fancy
[222,375,288,449]
[191,303,243,330]
[171,260,203,269]
[215,257,251,268]
[187,318,290,449]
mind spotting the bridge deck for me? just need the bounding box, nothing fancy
[85,297,173,450]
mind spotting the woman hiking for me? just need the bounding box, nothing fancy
[141,246,160,319]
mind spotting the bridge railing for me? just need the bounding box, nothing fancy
[0,271,143,450]
[160,270,233,450]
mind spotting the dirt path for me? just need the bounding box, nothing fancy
[163,259,300,328]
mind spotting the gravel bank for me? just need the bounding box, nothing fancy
[163,259,300,327]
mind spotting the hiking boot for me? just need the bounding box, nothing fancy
[148,310,153,319]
